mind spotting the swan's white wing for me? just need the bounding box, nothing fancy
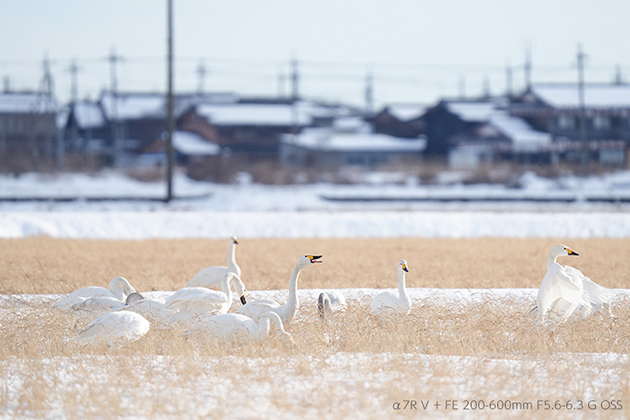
[186,313,257,342]
[538,265,590,321]
[186,266,230,288]
[78,312,150,344]
[563,266,615,305]
[371,291,408,315]
[165,287,228,313]
[72,296,127,312]
[53,286,114,309]
[235,299,281,320]
[125,299,170,324]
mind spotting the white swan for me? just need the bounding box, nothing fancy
[77,311,150,347]
[371,259,411,316]
[166,272,240,315]
[186,236,247,305]
[185,312,293,344]
[317,291,347,319]
[53,276,136,309]
[537,244,615,325]
[236,254,323,325]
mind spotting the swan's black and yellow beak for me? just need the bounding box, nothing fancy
[240,295,247,305]
[233,238,239,245]
[567,248,579,256]
[308,255,323,263]
[402,264,409,272]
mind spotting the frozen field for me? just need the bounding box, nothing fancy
[1,171,629,419]
[1,170,630,239]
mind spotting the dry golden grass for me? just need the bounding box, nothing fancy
[2,237,630,294]
[1,237,630,418]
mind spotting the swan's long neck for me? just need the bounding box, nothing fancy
[221,276,233,308]
[109,278,126,301]
[283,264,304,322]
[227,242,240,274]
[397,269,408,301]
[547,252,559,269]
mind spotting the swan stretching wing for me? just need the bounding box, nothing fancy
[77,311,150,346]
[186,237,247,304]
[53,276,136,309]
[538,244,615,325]
[237,254,322,325]
[371,259,411,316]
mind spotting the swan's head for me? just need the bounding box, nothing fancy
[225,272,247,305]
[299,254,323,268]
[126,292,145,305]
[551,244,579,258]
[398,259,409,273]
[230,236,239,245]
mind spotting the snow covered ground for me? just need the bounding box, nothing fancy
[1,170,630,239]
[2,170,630,418]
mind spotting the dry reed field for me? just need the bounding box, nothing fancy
[3,237,630,293]
[1,237,630,419]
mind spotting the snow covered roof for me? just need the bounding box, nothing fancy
[196,103,313,127]
[73,101,105,128]
[488,111,551,152]
[386,104,428,121]
[446,102,497,122]
[100,92,166,121]
[173,131,220,156]
[530,84,630,109]
[333,116,371,133]
[282,131,426,153]
[0,92,58,114]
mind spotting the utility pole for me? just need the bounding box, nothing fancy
[108,47,123,166]
[364,70,374,116]
[39,54,54,99]
[458,75,466,99]
[290,56,300,139]
[165,0,175,202]
[524,44,532,91]
[614,65,623,85]
[482,75,491,98]
[505,62,513,98]
[197,59,207,95]
[67,59,80,103]
[290,57,299,101]
[38,54,57,168]
[577,43,588,167]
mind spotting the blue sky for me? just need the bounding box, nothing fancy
[1,0,629,108]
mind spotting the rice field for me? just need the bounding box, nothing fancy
[1,237,630,419]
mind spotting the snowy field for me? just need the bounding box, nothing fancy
[1,171,629,419]
[2,170,630,239]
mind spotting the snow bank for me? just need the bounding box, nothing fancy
[2,211,630,239]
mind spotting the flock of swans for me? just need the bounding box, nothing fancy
[52,237,617,348]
